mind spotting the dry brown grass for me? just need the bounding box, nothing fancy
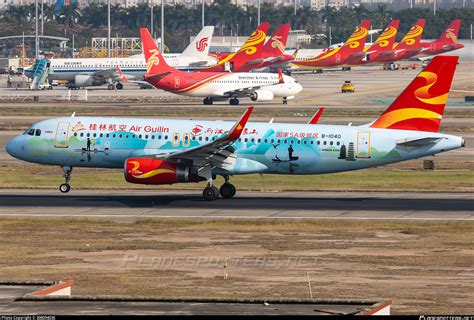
[0,218,472,314]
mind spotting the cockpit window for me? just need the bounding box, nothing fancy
[27,129,35,136]
[35,129,41,136]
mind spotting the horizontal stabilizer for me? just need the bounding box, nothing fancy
[396,137,442,147]
[145,72,173,81]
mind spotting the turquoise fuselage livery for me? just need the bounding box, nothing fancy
[6,116,463,175]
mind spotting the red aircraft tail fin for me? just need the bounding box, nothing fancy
[338,19,371,56]
[140,27,177,77]
[437,19,461,44]
[229,22,269,62]
[370,56,458,132]
[263,24,291,57]
[367,20,400,53]
[395,19,426,50]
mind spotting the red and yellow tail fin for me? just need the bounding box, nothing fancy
[370,56,458,132]
[140,27,175,76]
[218,22,269,65]
[339,19,371,55]
[263,24,291,57]
[367,20,399,53]
[395,19,426,50]
[437,19,461,44]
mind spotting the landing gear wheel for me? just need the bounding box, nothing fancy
[220,183,236,199]
[203,97,214,105]
[203,186,220,201]
[229,98,239,105]
[108,84,115,90]
[60,166,73,194]
[116,83,123,90]
[59,183,70,193]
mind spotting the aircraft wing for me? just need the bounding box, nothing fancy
[142,107,253,170]
[219,86,262,98]
[91,68,121,80]
[91,67,133,82]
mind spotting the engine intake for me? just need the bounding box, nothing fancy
[74,75,105,87]
[250,89,274,102]
[124,158,204,185]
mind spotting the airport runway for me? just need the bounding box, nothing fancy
[0,189,472,221]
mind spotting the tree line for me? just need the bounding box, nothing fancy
[0,0,472,53]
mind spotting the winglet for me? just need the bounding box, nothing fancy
[225,107,254,141]
[308,108,325,124]
[292,49,299,59]
[278,68,284,84]
[117,66,127,82]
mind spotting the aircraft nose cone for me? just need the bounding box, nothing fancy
[5,136,20,159]
[296,83,303,93]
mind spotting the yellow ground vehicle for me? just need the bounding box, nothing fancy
[341,80,355,93]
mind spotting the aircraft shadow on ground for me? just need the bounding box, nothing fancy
[0,195,472,212]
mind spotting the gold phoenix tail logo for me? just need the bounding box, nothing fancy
[146,49,160,73]
[271,36,285,54]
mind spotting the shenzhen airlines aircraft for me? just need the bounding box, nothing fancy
[25,26,216,90]
[140,28,302,105]
[370,19,426,63]
[290,20,371,70]
[351,20,400,65]
[6,56,464,200]
[207,24,295,72]
[204,22,269,72]
[419,20,464,56]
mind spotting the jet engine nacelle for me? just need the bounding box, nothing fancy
[250,90,274,102]
[124,158,204,185]
[74,75,104,87]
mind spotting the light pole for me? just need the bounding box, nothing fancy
[257,0,260,26]
[107,0,111,58]
[151,1,154,37]
[41,0,44,36]
[202,0,205,28]
[433,0,436,16]
[35,0,38,58]
[161,0,164,52]
[294,0,297,15]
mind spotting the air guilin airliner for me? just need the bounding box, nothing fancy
[6,56,464,200]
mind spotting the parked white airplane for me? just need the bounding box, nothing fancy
[25,26,217,90]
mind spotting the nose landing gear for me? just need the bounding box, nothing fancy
[59,166,73,193]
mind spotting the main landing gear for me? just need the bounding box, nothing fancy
[203,97,214,105]
[202,176,236,201]
[59,166,73,193]
[229,97,239,105]
[108,83,123,90]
